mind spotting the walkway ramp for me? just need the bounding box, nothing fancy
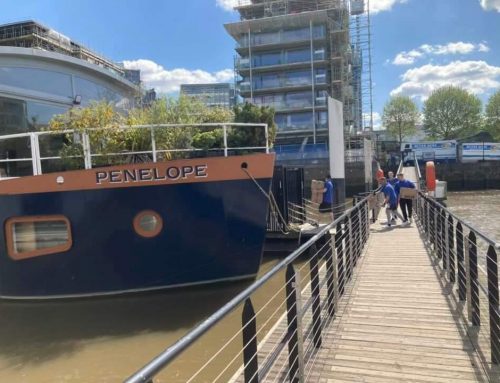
[318,218,490,382]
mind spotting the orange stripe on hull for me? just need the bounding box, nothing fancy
[0,153,275,195]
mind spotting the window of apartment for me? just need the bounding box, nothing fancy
[5,215,72,260]
[0,66,73,98]
[287,49,310,64]
[0,96,27,135]
[259,74,280,89]
[317,111,328,130]
[263,94,284,109]
[253,31,280,46]
[313,48,326,61]
[312,25,326,39]
[74,77,119,105]
[256,52,282,67]
[27,101,68,131]
[285,70,310,86]
[286,91,312,108]
[315,68,327,84]
[287,112,313,130]
[282,27,309,43]
[316,90,328,106]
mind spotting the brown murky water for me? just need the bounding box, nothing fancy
[446,190,500,240]
[0,255,308,383]
[1,191,498,383]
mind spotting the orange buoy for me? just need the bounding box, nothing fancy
[426,161,436,191]
[376,168,384,181]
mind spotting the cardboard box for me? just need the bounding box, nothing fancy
[400,187,417,199]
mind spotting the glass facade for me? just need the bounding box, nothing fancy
[0,66,72,98]
[275,110,328,132]
[239,25,326,47]
[0,61,135,177]
[239,46,325,69]
[246,68,327,91]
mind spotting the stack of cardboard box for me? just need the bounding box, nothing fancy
[311,180,324,203]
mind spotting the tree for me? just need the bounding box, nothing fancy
[423,86,482,140]
[232,102,277,149]
[382,96,419,148]
[485,90,500,141]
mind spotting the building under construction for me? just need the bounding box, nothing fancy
[0,20,127,78]
[225,0,372,154]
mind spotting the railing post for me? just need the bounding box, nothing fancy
[285,264,304,383]
[336,222,345,297]
[432,203,438,252]
[309,243,322,348]
[468,232,480,326]
[264,123,269,154]
[82,132,92,170]
[151,127,157,163]
[223,125,228,157]
[456,222,466,301]
[325,232,336,317]
[487,246,500,365]
[448,215,455,283]
[441,210,447,270]
[346,215,353,281]
[242,298,259,383]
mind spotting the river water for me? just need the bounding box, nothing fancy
[0,190,498,383]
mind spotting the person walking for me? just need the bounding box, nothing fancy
[319,174,335,220]
[379,177,404,228]
[387,171,398,186]
[395,173,416,224]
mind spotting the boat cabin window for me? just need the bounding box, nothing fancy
[5,216,72,260]
[133,211,163,238]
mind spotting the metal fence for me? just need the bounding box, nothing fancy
[0,123,269,177]
[416,193,500,366]
[124,196,371,383]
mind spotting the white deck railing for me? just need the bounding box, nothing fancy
[0,123,269,177]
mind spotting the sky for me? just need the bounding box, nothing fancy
[1,0,499,129]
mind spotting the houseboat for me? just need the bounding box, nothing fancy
[0,124,274,299]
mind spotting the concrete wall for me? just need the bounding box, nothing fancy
[431,162,500,191]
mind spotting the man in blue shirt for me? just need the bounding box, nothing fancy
[320,174,334,218]
[380,177,404,227]
[395,173,416,224]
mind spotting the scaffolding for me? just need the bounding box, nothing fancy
[0,20,124,76]
[350,0,373,132]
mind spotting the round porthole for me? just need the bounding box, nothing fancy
[133,210,163,238]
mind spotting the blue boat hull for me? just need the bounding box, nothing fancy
[0,156,273,299]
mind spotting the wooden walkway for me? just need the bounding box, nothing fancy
[315,218,494,383]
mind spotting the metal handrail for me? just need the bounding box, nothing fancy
[416,192,500,366]
[124,195,370,383]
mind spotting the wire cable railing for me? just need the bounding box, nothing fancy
[416,192,500,368]
[124,196,371,383]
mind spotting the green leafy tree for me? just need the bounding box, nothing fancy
[423,86,482,139]
[231,102,277,149]
[382,96,419,148]
[485,90,500,141]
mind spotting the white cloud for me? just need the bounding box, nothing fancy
[480,0,500,12]
[216,0,238,11]
[123,59,234,94]
[364,112,382,130]
[478,43,490,52]
[392,42,489,65]
[393,49,423,65]
[390,60,500,100]
[370,0,408,14]
[217,0,408,14]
